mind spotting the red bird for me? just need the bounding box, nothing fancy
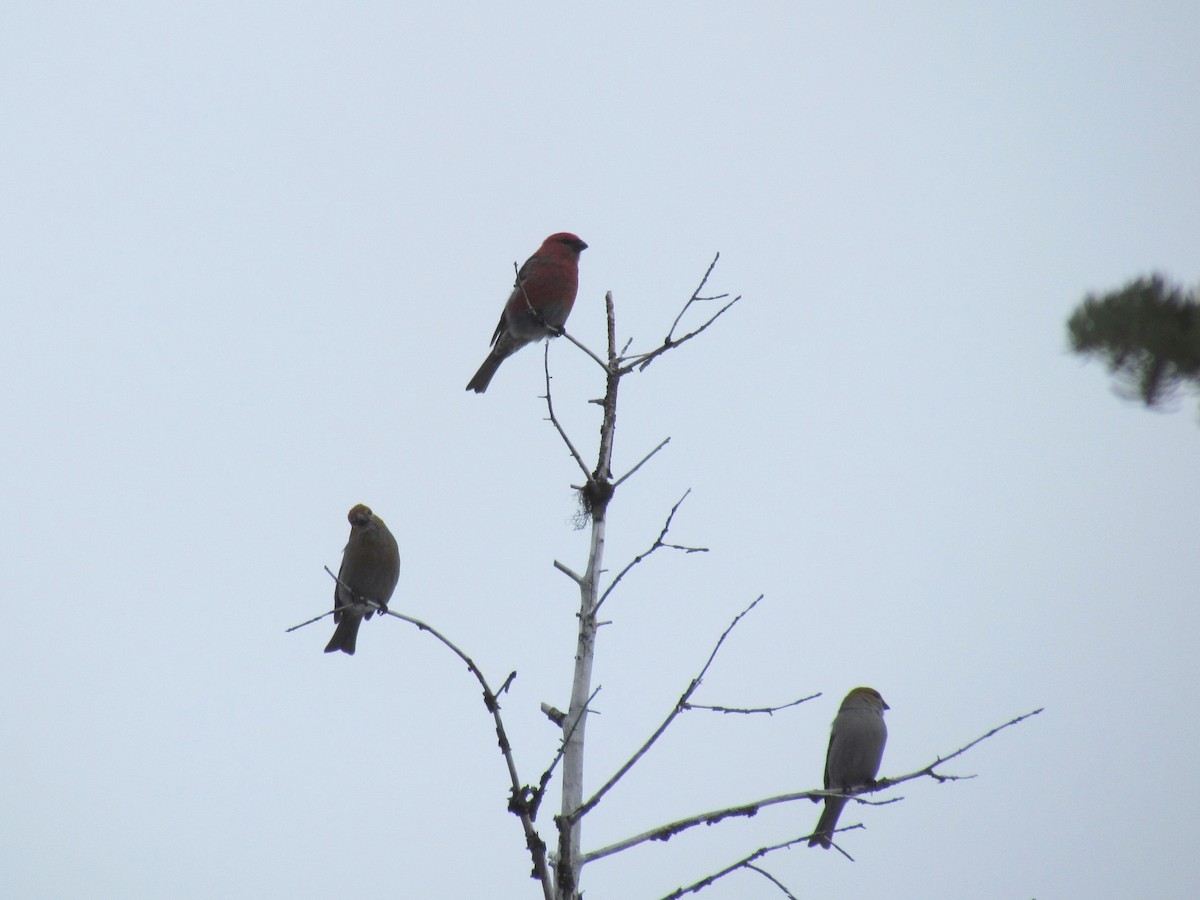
[466,232,588,393]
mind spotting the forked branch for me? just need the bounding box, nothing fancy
[377,604,553,897]
[567,596,766,825]
[288,568,555,900]
[618,254,741,373]
[595,490,708,614]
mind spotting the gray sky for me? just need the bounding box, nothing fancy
[3,3,1198,898]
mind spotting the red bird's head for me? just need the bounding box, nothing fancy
[540,232,588,257]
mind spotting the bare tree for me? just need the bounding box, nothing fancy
[543,257,739,899]
[290,255,1040,898]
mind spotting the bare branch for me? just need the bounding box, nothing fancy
[656,831,818,900]
[568,596,764,824]
[682,693,819,716]
[553,559,585,584]
[872,707,1045,790]
[612,436,671,489]
[284,564,370,632]
[593,292,619,486]
[839,794,905,808]
[582,789,824,865]
[584,706,1042,867]
[284,606,334,632]
[556,324,608,371]
[595,490,708,614]
[543,346,591,481]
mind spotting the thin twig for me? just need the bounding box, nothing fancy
[682,693,819,716]
[568,596,764,824]
[744,865,798,900]
[556,325,608,371]
[283,565,371,632]
[284,607,334,632]
[543,346,591,481]
[611,436,671,489]
[595,491,707,614]
[531,686,602,818]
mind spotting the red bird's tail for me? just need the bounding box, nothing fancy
[466,351,504,393]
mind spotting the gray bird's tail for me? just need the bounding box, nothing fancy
[808,796,846,849]
[324,614,361,655]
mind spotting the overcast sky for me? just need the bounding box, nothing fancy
[3,3,1198,898]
